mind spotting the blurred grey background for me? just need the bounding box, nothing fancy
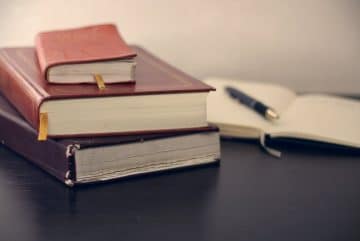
[0,0,359,94]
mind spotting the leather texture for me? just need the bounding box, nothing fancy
[35,24,136,79]
[0,45,214,134]
[0,95,70,183]
[0,93,218,185]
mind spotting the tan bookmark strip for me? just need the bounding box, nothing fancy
[38,112,48,141]
[94,74,106,90]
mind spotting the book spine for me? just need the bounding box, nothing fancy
[34,34,47,79]
[0,52,41,130]
[0,102,73,186]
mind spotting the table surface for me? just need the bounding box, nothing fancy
[0,139,360,241]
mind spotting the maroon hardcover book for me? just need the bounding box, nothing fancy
[0,94,220,186]
[0,46,214,138]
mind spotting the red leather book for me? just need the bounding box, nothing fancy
[0,93,220,186]
[35,24,137,84]
[0,46,214,139]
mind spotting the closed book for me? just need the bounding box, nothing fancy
[0,46,214,138]
[35,24,137,84]
[0,94,220,186]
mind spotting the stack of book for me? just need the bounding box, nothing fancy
[0,24,220,186]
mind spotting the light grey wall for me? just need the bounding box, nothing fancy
[0,0,359,94]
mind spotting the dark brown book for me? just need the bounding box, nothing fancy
[0,94,220,186]
[0,46,214,139]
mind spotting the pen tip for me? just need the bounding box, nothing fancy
[265,109,280,120]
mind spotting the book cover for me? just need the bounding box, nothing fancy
[0,94,219,186]
[35,24,136,80]
[0,46,214,137]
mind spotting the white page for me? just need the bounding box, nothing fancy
[268,95,360,147]
[205,78,297,136]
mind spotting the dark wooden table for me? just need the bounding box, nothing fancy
[0,139,360,241]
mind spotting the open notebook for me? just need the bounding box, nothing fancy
[205,78,360,156]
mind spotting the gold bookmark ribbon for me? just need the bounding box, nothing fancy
[94,74,106,90]
[38,112,48,141]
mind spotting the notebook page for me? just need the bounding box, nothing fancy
[268,95,360,147]
[205,78,297,137]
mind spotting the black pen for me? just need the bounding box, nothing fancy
[225,86,280,121]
